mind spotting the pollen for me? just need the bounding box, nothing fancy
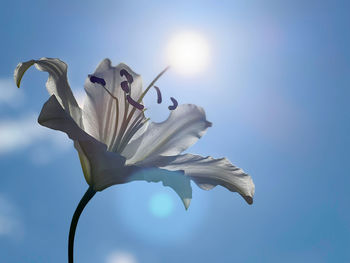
[89,75,106,86]
[120,69,133,83]
[121,81,130,93]
[126,95,144,110]
[168,97,178,110]
[153,85,162,104]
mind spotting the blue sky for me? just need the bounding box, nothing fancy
[1,0,349,262]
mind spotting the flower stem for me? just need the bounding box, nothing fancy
[68,186,96,263]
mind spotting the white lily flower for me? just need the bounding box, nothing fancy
[14,57,255,208]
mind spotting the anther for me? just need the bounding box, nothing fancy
[126,95,144,110]
[120,69,133,83]
[89,75,106,86]
[168,97,178,110]
[153,86,162,104]
[121,81,130,93]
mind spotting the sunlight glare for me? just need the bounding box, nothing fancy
[166,31,211,75]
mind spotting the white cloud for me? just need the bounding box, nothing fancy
[0,195,23,239]
[0,114,71,158]
[106,251,138,263]
[0,114,43,154]
[0,78,76,162]
[0,215,17,236]
[0,78,24,108]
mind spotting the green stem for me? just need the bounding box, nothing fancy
[68,186,96,263]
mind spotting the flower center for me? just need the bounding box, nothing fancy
[89,66,178,154]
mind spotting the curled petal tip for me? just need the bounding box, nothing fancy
[14,59,36,88]
[183,198,191,210]
[243,195,253,205]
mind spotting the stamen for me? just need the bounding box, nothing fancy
[116,111,147,153]
[115,66,169,153]
[89,75,106,86]
[126,95,144,110]
[109,98,119,149]
[120,69,133,83]
[137,66,170,103]
[111,93,128,152]
[121,81,130,93]
[122,66,170,137]
[168,97,178,110]
[103,92,115,146]
[153,85,162,104]
[120,117,149,151]
[91,75,120,151]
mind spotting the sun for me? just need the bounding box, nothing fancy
[166,31,211,75]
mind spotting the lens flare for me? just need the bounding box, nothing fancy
[149,192,174,218]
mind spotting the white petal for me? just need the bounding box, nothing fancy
[152,154,255,204]
[127,167,192,210]
[38,95,127,189]
[82,59,146,150]
[123,104,212,165]
[14,60,35,88]
[38,95,192,206]
[14,58,82,127]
